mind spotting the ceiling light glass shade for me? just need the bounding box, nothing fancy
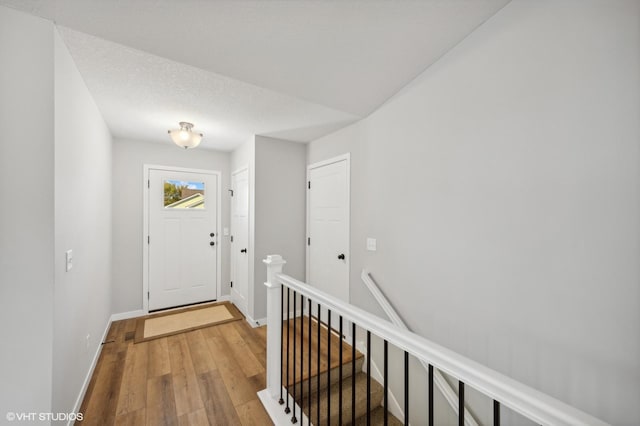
[168,122,203,149]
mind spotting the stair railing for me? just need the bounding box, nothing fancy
[260,255,608,426]
[361,269,479,426]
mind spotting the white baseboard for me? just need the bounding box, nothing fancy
[356,341,405,424]
[68,314,112,426]
[247,308,300,328]
[110,309,146,321]
[245,314,257,327]
[252,317,267,327]
[217,295,231,302]
[258,388,309,426]
[245,313,268,328]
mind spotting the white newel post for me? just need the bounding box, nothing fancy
[263,255,286,399]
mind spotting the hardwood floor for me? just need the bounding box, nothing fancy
[77,314,272,426]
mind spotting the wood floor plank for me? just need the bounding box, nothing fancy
[77,338,112,420]
[235,399,274,426]
[147,337,171,378]
[177,408,210,426]
[197,369,242,426]
[114,408,145,426]
[233,320,266,352]
[205,335,257,407]
[218,322,265,378]
[185,329,218,374]
[116,341,148,415]
[200,323,222,339]
[122,318,138,337]
[146,374,178,426]
[106,320,125,343]
[167,334,205,416]
[81,345,126,425]
[254,324,267,341]
[246,373,266,394]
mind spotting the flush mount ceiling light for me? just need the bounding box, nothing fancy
[168,122,203,149]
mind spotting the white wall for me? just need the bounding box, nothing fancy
[53,30,113,419]
[254,136,306,320]
[112,138,231,314]
[308,1,640,424]
[231,138,256,320]
[229,136,306,323]
[0,5,55,419]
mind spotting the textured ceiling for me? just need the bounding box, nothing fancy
[57,27,358,150]
[1,0,510,150]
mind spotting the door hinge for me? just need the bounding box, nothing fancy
[308,237,310,246]
[230,235,234,242]
[147,236,150,244]
[229,189,234,197]
[148,180,150,188]
[308,181,311,189]
[230,281,233,288]
[147,291,150,300]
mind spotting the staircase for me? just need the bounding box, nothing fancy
[282,316,402,425]
[261,255,610,426]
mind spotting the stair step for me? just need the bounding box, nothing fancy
[354,405,404,426]
[297,372,383,426]
[282,316,364,392]
[290,354,364,397]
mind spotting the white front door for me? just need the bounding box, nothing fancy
[307,155,350,330]
[148,168,218,311]
[231,168,250,316]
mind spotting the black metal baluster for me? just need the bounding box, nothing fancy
[428,365,434,426]
[316,303,321,426]
[285,288,291,414]
[339,316,343,426]
[300,295,304,424]
[292,292,298,423]
[352,322,356,426]
[279,286,284,405]
[308,299,312,426]
[494,400,500,426]
[384,340,388,426]
[404,351,409,426]
[367,330,371,425]
[459,381,465,426]
[327,309,332,423]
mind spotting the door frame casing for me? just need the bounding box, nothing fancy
[306,153,351,299]
[142,164,222,313]
[230,165,251,318]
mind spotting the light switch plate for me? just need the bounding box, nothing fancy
[366,238,377,251]
[66,250,73,271]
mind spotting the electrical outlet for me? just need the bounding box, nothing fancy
[366,238,377,251]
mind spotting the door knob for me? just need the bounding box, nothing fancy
[210,232,215,237]
[210,242,215,246]
[338,253,345,260]
[241,248,247,253]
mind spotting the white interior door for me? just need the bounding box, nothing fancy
[148,169,218,311]
[307,156,350,331]
[231,168,250,316]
